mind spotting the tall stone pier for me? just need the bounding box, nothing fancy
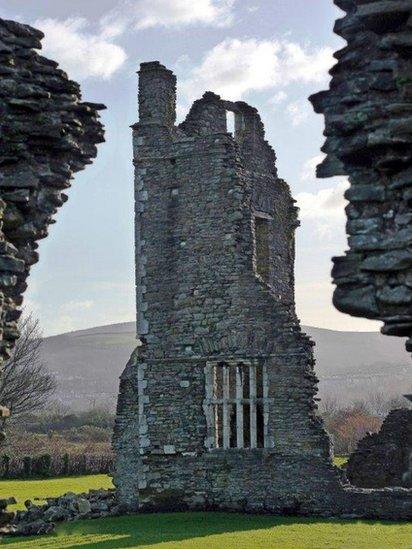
[310,0,412,353]
[113,62,411,519]
[0,18,105,421]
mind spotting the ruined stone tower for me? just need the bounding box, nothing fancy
[113,62,411,518]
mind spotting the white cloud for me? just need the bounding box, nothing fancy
[21,297,96,335]
[44,299,94,335]
[134,0,234,29]
[280,41,334,84]
[99,16,129,40]
[61,300,94,313]
[22,297,41,320]
[34,17,127,80]
[268,90,288,106]
[297,180,349,221]
[295,280,382,332]
[51,315,76,335]
[296,179,349,238]
[181,38,334,102]
[286,100,311,126]
[300,154,325,181]
[99,0,235,37]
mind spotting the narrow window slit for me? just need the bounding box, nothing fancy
[254,215,270,282]
[226,110,236,135]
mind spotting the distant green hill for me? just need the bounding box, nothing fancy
[41,322,411,410]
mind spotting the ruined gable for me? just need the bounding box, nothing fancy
[113,62,411,519]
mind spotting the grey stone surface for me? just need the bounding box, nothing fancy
[0,497,16,534]
[0,17,105,375]
[113,61,412,519]
[310,0,412,353]
[6,489,118,536]
[347,408,412,488]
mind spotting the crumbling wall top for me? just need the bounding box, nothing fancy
[135,62,278,176]
[138,61,176,127]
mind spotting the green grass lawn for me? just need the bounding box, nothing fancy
[2,512,411,549]
[0,475,114,511]
[1,471,410,549]
[334,455,348,468]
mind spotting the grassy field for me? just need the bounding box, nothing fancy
[1,470,411,549]
[2,512,411,549]
[333,455,348,467]
[0,475,114,511]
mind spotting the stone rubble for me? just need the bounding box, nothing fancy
[310,0,412,353]
[0,497,16,534]
[0,489,118,537]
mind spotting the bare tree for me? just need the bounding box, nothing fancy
[0,314,56,428]
[366,391,409,419]
[318,395,340,420]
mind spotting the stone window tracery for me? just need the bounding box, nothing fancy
[204,360,270,450]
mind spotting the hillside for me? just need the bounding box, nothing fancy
[40,322,411,410]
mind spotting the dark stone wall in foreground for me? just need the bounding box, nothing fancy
[0,19,105,372]
[310,0,412,353]
[347,409,412,488]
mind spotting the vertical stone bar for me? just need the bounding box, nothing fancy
[204,363,214,449]
[213,365,220,447]
[249,363,257,449]
[223,364,230,449]
[236,364,244,448]
[262,362,269,448]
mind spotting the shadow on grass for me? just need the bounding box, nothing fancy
[1,512,407,549]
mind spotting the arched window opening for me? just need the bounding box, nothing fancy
[226,110,236,135]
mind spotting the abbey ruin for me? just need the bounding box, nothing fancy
[113,61,411,518]
[0,2,410,528]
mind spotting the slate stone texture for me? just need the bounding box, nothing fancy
[0,18,105,370]
[347,408,412,488]
[310,0,412,353]
[113,62,411,519]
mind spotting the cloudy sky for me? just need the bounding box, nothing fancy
[2,0,382,335]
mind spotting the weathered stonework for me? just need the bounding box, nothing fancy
[347,408,412,488]
[0,18,105,372]
[114,62,411,519]
[310,0,412,352]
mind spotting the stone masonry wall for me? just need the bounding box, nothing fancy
[114,61,411,519]
[0,18,105,373]
[347,408,412,488]
[310,0,412,353]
